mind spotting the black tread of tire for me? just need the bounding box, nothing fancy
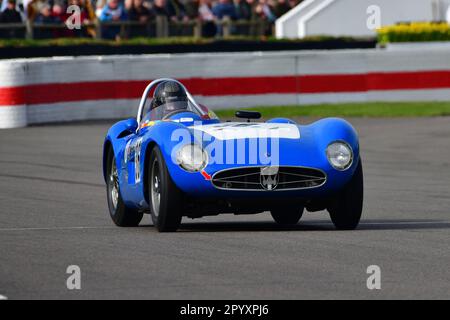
[106,147,143,227]
[149,146,183,232]
[270,207,304,225]
[328,159,364,230]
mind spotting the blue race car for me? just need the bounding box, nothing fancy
[103,78,363,232]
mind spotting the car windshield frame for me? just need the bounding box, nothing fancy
[137,79,207,126]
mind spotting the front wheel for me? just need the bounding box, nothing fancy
[328,159,364,230]
[106,148,143,227]
[270,207,304,225]
[148,146,183,232]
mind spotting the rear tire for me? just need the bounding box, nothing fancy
[328,159,364,230]
[270,207,304,225]
[148,146,183,232]
[106,147,143,227]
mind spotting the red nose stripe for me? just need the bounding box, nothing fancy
[201,170,211,181]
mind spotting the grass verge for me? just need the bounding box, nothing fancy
[215,102,450,118]
[0,35,372,47]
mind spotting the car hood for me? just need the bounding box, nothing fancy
[189,122,301,140]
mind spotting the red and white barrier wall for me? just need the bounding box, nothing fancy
[1,48,450,128]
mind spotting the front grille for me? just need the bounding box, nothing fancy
[211,166,326,191]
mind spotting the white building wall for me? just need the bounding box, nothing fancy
[276,0,450,39]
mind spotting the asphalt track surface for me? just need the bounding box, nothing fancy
[0,117,449,300]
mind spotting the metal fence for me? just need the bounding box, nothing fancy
[0,16,273,40]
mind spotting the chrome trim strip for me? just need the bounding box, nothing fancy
[214,180,261,185]
[278,178,325,185]
[214,171,260,180]
[280,171,325,179]
[210,165,327,192]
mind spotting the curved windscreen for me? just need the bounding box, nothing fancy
[140,99,218,129]
[149,101,189,120]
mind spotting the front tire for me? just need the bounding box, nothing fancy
[148,146,183,232]
[106,148,143,227]
[328,159,364,230]
[270,207,304,225]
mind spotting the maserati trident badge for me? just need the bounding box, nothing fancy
[260,166,279,190]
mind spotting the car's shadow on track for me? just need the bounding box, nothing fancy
[140,219,450,232]
[355,219,450,231]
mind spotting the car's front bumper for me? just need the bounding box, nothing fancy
[168,159,359,200]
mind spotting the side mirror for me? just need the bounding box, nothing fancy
[235,110,261,122]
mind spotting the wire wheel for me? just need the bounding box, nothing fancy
[109,157,119,212]
[151,159,161,217]
[106,147,143,227]
[148,146,183,232]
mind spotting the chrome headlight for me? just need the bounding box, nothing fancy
[176,144,208,172]
[326,141,353,171]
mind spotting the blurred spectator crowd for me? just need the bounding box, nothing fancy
[0,0,303,39]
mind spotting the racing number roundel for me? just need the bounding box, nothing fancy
[135,138,143,183]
